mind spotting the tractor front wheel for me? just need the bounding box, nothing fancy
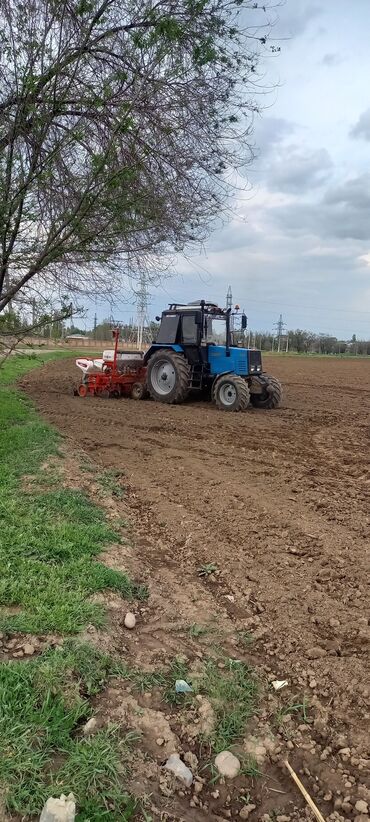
[250,374,282,409]
[147,350,190,404]
[213,375,250,412]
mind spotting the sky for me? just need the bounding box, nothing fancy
[89,0,370,339]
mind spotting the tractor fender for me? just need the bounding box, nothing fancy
[144,344,184,364]
[212,370,235,383]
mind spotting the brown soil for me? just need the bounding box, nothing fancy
[21,356,370,821]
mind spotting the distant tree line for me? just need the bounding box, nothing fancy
[246,330,370,356]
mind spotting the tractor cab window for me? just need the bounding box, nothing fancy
[206,317,227,345]
[182,313,199,345]
[156,314,179,344]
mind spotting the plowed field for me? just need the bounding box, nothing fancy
[22,355,370,820]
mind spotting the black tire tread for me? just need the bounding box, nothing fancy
[250,374,282,409]
[214,375,250,412]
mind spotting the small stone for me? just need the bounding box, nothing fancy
[276,816,291,822]
[184,751,198,771]
[83,717,98,736]
[214,751,240,779]
[239,804,256,819]
[156,737,165,746]
[193,780,203,795]
[338,747,351,758]
[211,789,220,799]
[309,679,317,689]
[124,612,136,629]
[23,643,36,655]
[164,753,193,788]
[39,793,76,822]
[307,647,326,659]
[355,801,369,814]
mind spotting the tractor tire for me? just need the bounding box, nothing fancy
[213,375,250,412]
[250,374,282,409]
[147,350,190,404]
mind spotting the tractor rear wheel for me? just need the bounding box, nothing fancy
[250,374,282,409]
[147,350,190,404]
[213,375,250,412]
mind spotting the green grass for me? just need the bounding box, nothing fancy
[0,360,143,634]
[0,642,136,819]
[199,658,258,753]
[97,468,126,500]
[120,653,258,753]
[0,355,143,817]
[189,623,210,639]
[0,350,78,384]
[274,697,310,729]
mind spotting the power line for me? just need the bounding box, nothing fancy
[273,313,287,353]
[135,274,151,349]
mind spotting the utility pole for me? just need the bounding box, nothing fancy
[226,285,233,311]
[93,312,97,340]
[136,273,150,349]
[273,314,286,353]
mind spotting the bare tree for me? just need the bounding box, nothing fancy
[0,0,276,315]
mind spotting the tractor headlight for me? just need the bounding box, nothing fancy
[256,365,262,372]
[250,365,255,372]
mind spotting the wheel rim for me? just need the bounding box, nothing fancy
[150,359,176,396]
[219,382,237,406]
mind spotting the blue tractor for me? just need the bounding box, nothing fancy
[144,300,282,412]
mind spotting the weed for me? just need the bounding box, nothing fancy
[198,562,218,577]
[240,756,263,778]
[237,630,255,647]
[97,468,126,499]
[199,658,258,753]
[189,623,209,639]
[275,696,310,728]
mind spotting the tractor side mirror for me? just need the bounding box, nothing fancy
[241,314,247,330]
[155,316,160,322]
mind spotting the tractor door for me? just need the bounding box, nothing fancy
[181,312,202,365]
[155,313,180,344]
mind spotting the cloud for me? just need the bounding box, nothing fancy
[321,52,344,67]
[271,174,370,241]
[253,116,296,158]
[275,2,322,39]
[267,146,333,193]
[350,108,370,141]
[323,174,370,209]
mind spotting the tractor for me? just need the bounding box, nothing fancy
[144,300,282,411]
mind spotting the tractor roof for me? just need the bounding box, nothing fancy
[167,301,223,313]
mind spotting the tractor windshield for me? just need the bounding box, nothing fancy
[206,317,227,345]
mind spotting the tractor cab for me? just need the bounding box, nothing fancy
[144,300,282,411]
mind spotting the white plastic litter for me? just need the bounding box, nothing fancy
[271,679,288,691]
[164,753,193,787]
